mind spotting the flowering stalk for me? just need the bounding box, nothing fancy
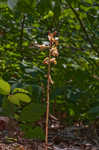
[45,31,58,150]
[34,31,59,150]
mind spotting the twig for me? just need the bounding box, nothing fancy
[20,14,25,50]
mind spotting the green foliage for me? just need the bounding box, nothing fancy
[1,0,99,139]
[20,103,46,122]
[88,106,99,114]
[87,106,99,120]
[37,0,52,14]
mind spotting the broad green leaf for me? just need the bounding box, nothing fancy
[18,93,31,103]
[8,95,20,105]
[0,78,10,95]
[8,93,31,105]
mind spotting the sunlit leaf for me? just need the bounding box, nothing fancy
[8,93,31,105]
[0,78,10,95]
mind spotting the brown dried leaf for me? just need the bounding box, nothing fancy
[16,145,24,150]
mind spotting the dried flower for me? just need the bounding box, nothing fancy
[35,44,49,50]
[43,57,57,65]
[43,57,49,64]
[38,45,49,50]
[50,47,59,57]
[48,31,57,43]
[50,58,57,64]
[54,39,59,46]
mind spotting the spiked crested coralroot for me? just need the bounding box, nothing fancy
[44,31,59,150]
[35,31,59,150]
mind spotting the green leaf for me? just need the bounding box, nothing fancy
[8,95,20,105]
[0,78,10,95]
[32,85,42,101]
[43,10,54,19]
[86,0,93,4]
[69,108,75,116]
[8,93,31,105]
[31,127,45,140]
[25,66,44,77]
[20,124,45,139]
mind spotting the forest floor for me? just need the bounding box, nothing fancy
[0,116,99,150]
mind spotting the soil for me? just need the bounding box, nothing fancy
[0,116,99,150]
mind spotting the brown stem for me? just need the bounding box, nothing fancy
[45,48,51,150]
